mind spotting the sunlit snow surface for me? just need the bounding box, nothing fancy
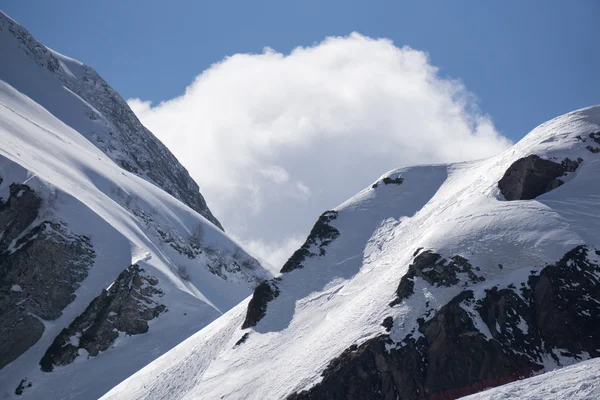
[461,358,600,400]
[103,105,600,400]
[0,12,270,400]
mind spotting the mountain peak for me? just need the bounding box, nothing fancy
[0,11,223,230]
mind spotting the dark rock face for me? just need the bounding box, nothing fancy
[372,176,404,188]
[234,333,250,347]
[289,246,600,399]
[39,264,166,372]
[241,279,281,329]
[288,336,428,400]
[0,13,222,230]
[0,184,41,252]
[281,211,339,273]
[382,176,404,185]
[0,183,95,370]
[528,246,600,356]
[290,291,534,400]
[498,155,582,200]
[576,131,600,153]
[241,211,340,329]
[389,250,484,307]
[15,378,32,395]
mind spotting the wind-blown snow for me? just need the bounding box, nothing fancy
[0,12,270,400]
[104,105,600,400]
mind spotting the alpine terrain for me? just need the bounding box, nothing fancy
[0,11,271,400]
[104,103,600,400]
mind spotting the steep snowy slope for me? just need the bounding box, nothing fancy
[461,357,600,400]
[0,12,270,400]
[0,11,222,229]
[104,105,600,400]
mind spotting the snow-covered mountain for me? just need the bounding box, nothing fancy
[0,11,271,399]
[104,105,600,400]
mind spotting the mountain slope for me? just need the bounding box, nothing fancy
[0,12,270,400]
[0,11,222,229]
[461,357,600,400]
[104,105,600,400]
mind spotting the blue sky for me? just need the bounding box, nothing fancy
[4,0,598,141]
[4,1,599,267]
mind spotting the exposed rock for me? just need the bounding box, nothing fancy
[577,131,600,153]
[39,264,166,372]
[586,146,600,153]
[288,336,428,400]
[234,333,250,347]
[0,184,42,253]
[372,175,404,188]
[290,246,600,399]
[241,279,281,329]
[389,250,484,307]
[382,176,404,185]
[14,378,32,395]
[528,245,600,357]
[240,211,340,329]
[1,13,222,229]
[153,218,265,284]
[382,316,394,332]
[0,182,95,370]
[291,291,534,400]
[498,155,582,200]
[280,211,339,273]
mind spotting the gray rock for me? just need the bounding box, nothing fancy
[0,182,95,370]
[575,131,600,153]
[389,250,484,307]
[40,264,166,372]
[498,155,582,200]
[0,184,41,253]
[289,246,600,399]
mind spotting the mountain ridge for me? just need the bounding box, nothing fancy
[104,105,600,400]
[0,10,223,230]
[0,11,270,399]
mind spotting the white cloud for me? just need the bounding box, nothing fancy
[128,33,511,269]
[239,235,305,275]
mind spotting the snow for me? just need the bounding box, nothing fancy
[461,357,600,400]
[516,316,529,334]
[0,11,270,400]
[2,9,599,400]
[104,104,600,400]
[10,284,22,292]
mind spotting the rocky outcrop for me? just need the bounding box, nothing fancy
[0,12,222,230]
[289,246,600,399]
[498,155,582,200]
[372,175,404,188]
[0,184,41,252]
[241,211,340,329]
[0,183,95,370]
[39,264,166,372]
[280,211,339,273]
[290,291,534,400]
[576,131,600,153]
[241,279,281,329]
[389,250,484,307]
